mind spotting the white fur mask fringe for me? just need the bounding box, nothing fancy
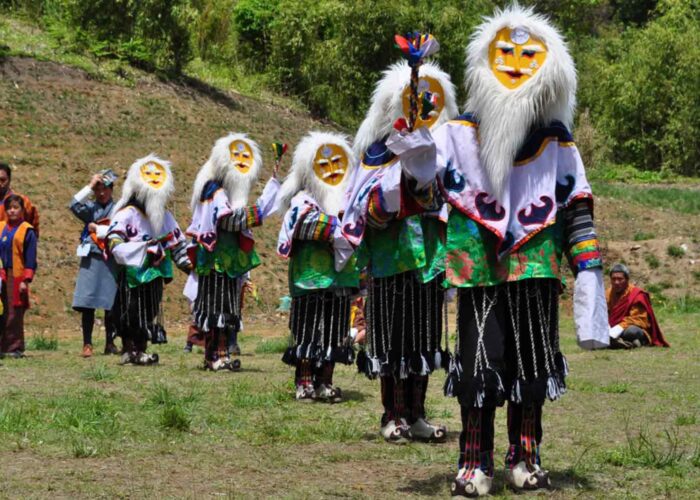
[353,60,458,157]
[465,3,577,198]
[113,153,175,235]
[278,131,356,216]
[191,133,263,210]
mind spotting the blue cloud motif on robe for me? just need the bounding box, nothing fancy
[475,192,506,221]
[343,217,366,239]
[278,241,291,256]
[443,160,465,192]
[287,206,299,230]
[555,175,575,204]
[199,232,217,248]
[518,196,554,226]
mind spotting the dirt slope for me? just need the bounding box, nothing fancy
[1,56,698,335]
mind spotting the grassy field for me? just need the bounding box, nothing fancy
[1,11,700,499]
[0,306,697,499]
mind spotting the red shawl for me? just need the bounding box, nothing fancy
[609,286,669,347]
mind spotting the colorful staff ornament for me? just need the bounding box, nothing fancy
[271,142,288,162]
[394,32,440,66]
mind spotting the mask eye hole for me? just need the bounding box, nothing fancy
[521,49,536,57]
[500,47,514,55]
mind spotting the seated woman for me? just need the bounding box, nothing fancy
[0,194,38,358]
[607,263,669,348]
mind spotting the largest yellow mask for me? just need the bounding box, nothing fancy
[489,27,547,89]
[229,140,254,174]
[401,76,446,129]
[140,161,167,189]
[313,144,348,186]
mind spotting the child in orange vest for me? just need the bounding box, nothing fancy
[0,194,38,358]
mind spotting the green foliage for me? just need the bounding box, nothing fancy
[634,231,655,241]
[26,333,58,350]
[675,414,696,426]
[645,254,660,268]
[81,362,116,382]
[667,245,685,258]
[3,0,700,174]
[254,336,288,354]
[591,182,700,215]
[582,0,700,176]
[603,428,685,469]
[146,383,199,432]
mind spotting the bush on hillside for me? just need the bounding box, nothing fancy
[580,0,700,176]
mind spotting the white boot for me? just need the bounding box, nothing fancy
[380,418,410,444]
[314,384,343,403]
[119,352,135,365]
[206,358,227,371]
[295,384,315,402]
[408,417,447,443]
[135,352,158,365]
[451,469,492,498]
[504,461,550,491]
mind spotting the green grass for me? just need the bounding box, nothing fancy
[254,336,288,354]
[645,253,661,269]
[667,245,686,258]
[591,182,700,215]
[26,333,58,350]
[0,311,697,497]
[603,428,686,470]
[633,231,656,241]
[81,362,116,381]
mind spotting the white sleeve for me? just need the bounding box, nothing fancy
[573,268,610,350]
[73,185,93,203]
[95,225,109,239]
[386,127,436,189]
[259,177,282,218]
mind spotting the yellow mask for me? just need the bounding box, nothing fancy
[401,76,446,129]
[488,27,547,89]
[313,144,348,186]
[229,140,254,174]
[140,162,167,189]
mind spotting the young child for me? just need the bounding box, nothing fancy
[0,194,38,358]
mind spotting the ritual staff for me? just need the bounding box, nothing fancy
[108,155,191,365]
[186,134,280,371]
[0,194,37,358]
[277,131,359,402]
[607,263,668,348]
[387,6,610,496]
[70,170,119,357]
[341,60,458,443]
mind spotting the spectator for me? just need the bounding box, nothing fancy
[607,263,669,348]
[0,194,38,358]
[0,163,40,236]
[69,170,119,358]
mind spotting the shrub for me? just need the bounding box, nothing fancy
[667,245,685,258]
[26,333,58,350]
[633,231,655,241]
[581,0,700,176]
[644,253,660,268]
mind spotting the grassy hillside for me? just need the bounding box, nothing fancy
[0,50,343,333]
[2,43,700,335]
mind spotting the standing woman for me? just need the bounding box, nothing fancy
[70,171,119,357]
[0,194,38,358]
